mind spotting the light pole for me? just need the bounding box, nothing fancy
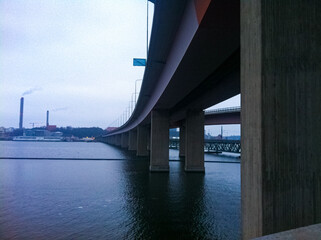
[146,0,149,58]
[127,102,130,121]
[131,93,135,114]
[135,79,143,105]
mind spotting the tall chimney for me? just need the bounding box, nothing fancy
[46,110,49,127]
[19,97,24,129]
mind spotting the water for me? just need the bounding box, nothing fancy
[0,141,240,239]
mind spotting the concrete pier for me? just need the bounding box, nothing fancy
[137,125,149,156]
[150,110,169,172]
[146,128,150,152]
[121,133,128,149]
[185,110,204,172]
[241,0,321,239]
[128,129,137,151]
[179,124,185,157]
[115,134,121,147]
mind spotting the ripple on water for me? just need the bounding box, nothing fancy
[0,141,240,239]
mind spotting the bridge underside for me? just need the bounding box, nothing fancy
[101,0,321,239]
[147,0,241,126]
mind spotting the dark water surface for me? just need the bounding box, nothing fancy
[0,141,240,239]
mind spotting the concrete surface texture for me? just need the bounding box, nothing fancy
[150,110,170,172]
[128,130,137,151]
[137,125,149,156]
[185,110,205,172]
[241,0,321,239]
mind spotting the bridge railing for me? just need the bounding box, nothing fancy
[169,138,241,153]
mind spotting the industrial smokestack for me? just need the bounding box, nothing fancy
[19,97,24,129]
[46,110,49,127]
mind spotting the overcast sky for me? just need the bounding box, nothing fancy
[0,0,239,129]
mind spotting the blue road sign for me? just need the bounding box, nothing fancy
[133,58,146,66]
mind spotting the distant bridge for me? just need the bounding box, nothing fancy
[205,106,240,115]
[167,106,240,128]
[204,107,240,125]
[169,138,241,154]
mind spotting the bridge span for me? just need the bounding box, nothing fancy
[102,0,240,173]
[99,0,321,239]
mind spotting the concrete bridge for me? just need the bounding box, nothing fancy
[99,0,320,239]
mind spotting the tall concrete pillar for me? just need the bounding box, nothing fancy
[146,127,150,151]
[115,134,121,146]
[150,110,169,172]
[241,1,321,239]
[179,124,186,157]
[137,125,149,156]
[128,129,137,151]
[121,133,129,149]
[185,110,204,172]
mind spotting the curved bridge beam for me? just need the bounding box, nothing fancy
[106,0,240,136]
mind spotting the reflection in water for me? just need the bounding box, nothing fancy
[0,142,240,239]
[122,160,207,239]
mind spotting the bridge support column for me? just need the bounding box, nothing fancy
[185,109,204,172]
[179,124,186,157]
[137,125,149,156]
[150,110,169,172]
[146,127,150,151]
[121,133,128,149]
[128,129,137,151]
[241,1,321,239]
[115,134,121,146]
